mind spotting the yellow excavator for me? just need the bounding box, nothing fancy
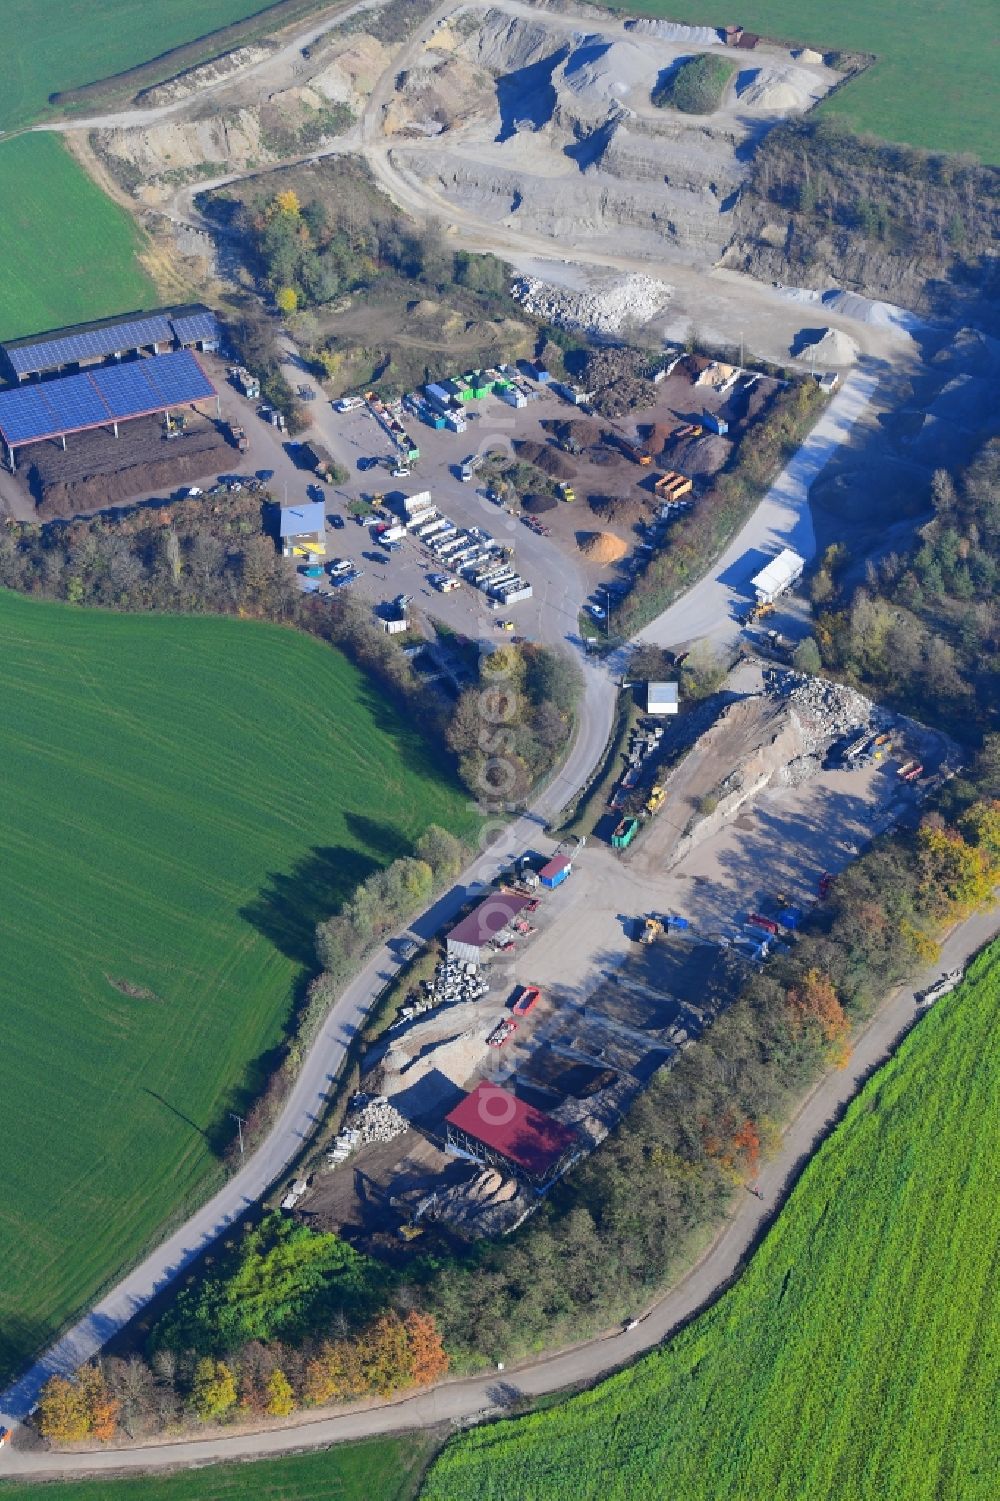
[641,916,664,945]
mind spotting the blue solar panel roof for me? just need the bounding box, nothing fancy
[0,350,216,448]
[170,310,219,344]
[143,353,215,407]
[5,315,174,377]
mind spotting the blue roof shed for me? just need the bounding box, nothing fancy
[278,500,325,537]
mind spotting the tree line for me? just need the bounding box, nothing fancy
[809,439,999,741]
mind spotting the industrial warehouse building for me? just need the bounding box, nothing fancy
[0,306,221,383]
[0,351,219,470]
[446,892,537,966]
[445,1082,582,1189]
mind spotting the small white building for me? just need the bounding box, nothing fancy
[750,548,805,605]
[646,681,679,715]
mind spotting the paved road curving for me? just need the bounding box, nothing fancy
[4,907,995,1480]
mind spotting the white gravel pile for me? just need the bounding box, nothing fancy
[799,326,861,365]
[511,272,672,333]
[625,18,720,46]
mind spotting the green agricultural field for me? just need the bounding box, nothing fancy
[597,2,1000,161]
[423,942,1000,1501]
[0,1434,435,1501]
[0,135,156,341]
[0,2,283,131]
[0,591,476,1386]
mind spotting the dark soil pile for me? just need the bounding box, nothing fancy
[523,492,557,513]
[588,493,648,525]
[671,433,732,476]
[513,440,575,480]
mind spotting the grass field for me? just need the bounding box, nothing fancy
[0,591,475,1387]
[0,1434,435,1501]
[0,135,156,340]
[599,3,1000,161]
[423,940,1000,1501]
[0,2,282,131]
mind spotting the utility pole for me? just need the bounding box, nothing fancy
[739,330,745,369]
[231,1113,246,1158]
[605,585,612,639]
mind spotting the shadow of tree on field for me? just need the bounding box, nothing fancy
[240,844,380,968]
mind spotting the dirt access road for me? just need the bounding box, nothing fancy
[5,905,996,1480]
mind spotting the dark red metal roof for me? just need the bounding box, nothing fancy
[447,891,535,949]
[538,854,571,880]
[446,1082,580,1176]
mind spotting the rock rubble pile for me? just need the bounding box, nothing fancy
[778,671,880,754]
[511,273,673,334]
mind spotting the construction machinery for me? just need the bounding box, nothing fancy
[742,599,774,626]
[163,411,187,439]
[558,481,576,502]
[645,784,666,815]
[640,916,664,944]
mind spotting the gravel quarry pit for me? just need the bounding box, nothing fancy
[386,6,840,271]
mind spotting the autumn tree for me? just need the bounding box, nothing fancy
[38,1374,91,1444]
[265,1368,295,1417]
[359,1310,414,1396]
[917,818,996,915]
[191,1358,238,1422]
[785,969,851,1065]
[303,1338,366,1405]
[78,1363,120,1442]
[404,1311,449,1386]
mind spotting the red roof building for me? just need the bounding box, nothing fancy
[445,1082,581,1186]
[446,891,536,963]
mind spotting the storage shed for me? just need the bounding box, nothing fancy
[646,681,679,716]
[277,499,326,558]
[538,854,572,889]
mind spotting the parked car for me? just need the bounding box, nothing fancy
[588,603,607,620]
[330,513,345,529]
[308,484,325,502]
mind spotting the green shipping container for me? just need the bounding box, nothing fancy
[612,817,639,849]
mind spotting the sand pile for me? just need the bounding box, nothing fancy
[736,66,820,112]
[578,530,629,563]
[795,48,824,65]
[802,326,861,365]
